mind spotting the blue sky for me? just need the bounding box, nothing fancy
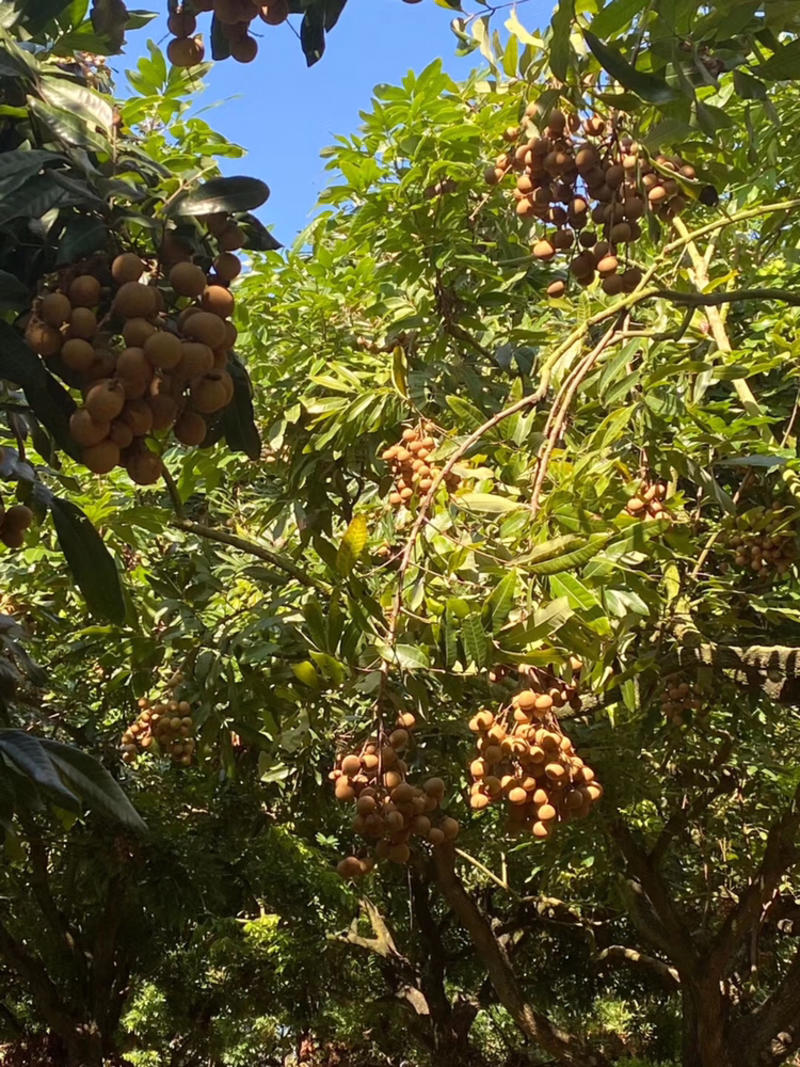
[120,0,550,244]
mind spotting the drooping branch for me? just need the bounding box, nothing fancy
[596,945,680,989]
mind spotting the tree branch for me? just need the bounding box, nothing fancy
[652,287,800,308]
[596,944,680,989]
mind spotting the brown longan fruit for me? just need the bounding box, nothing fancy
[144,331,183,370]
[69,275,101,308]
[231,34,258,61]
[440,816,459,840]
[169,262,207,298]
[121,318,154,347]
[190,371,232,413]
[602,274,624,296]
[174,411,207,446]
[111,253,145,285]
[620,267,643,292]
[83,440,120,474]
[532,820,550,839]
[109,419,134,449]
[25,320,62,357]
[217,224,244,252]
[85,380,125,422]
[427,827,445,845]
[181,310,227,349]
[61,338,96,373]
[214,252,242,283]
[261,0,289,23]
[114,282,157,320]
[121,399,154,436]
[116,347,152,380]
[167,10,196,35]
[40,292,72,326]
[148,394,179,431]
[68,307,97,340]
[336,856,363,879]
[70,408,110,447]
[200,285,235,318]
[423,777,445,797]
[341,754,361,776]
[181,342,214,377]
[167,35,205,67]
[388,842,410,864]
[127,450,162,485]
[596,254,618,276]
[2,505,33,534]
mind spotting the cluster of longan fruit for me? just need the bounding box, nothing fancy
[659,673,704,726]
[331,709,459,879]
[381,425,460,509]
[24,245,241,482]
[468,672,601,840]
[0,499,33,549]
[724,506,796,578]
[120,690,195,766]
[626,479,669,521]
[486,108,696,296]
[166,0,289,69]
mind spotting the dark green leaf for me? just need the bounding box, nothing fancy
[733,68,766,99]
[300,5,325,66]
[0,729,80,810]
[39,738,146,831]
[0,270,30,310]
[175,176,270,216]
[50,496,126,623]
[529,533,614,575]
[211,14,231,61]
[548,0,573,81]
[0,322,78,455]
[755,38,800,80]
[223,358,261,460]
[583,30,680,103]
[462,612,490,668]
[238,212,282,251]
[590,0,643,37]
[324,0,346,31]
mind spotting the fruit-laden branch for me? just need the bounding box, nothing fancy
[431,845,610,1067]
[172,518,331,592]
[707,781,800,980]
[596,945,680,989]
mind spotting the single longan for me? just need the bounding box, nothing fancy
[180,341,214,377]
[231,34,258,62]
[127,449,162,485]
[123,318,156,347]
[25,320,62,357]
[111,253,145,285]
[169,262,207,298]
[148,393,179,431]
[200,285,235,319]
[69,275,102,307]
[83,440,120,474]
[69,307,97,340]
[40,292,72,326]
[181,310,227,349]
[61,338,96,373]
[214,252,242,282]
[217,224,244,252]
[121,399,154,436]
[114,282,157,320]
[144,331,183,370]
[174,411,207,446]
[85,381,126,422]
[167,35,205,67]
[70,408,110,447]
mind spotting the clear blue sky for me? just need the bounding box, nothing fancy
[119,0,550,244]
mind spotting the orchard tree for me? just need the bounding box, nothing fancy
[5,1,800,1067]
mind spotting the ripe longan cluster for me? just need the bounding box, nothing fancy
[0,502,33,549]
[331,709,459,879]
[166,0,290,69]
[626,479,669,521]
[468,670,602,840]
[486,108,697,295]
[724,506,797,578]
[24,245,242,482]
[120,690,196,766]
[659,673,704,726]
[381,425,460,509]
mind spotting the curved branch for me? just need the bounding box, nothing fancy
[596,945,680,989]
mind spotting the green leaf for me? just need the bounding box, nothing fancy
[550,573,610,634]
[50,497,126,623]
[223,358,261,460]
[0,729,80,810]
[376,642,430,671]
[210,14,232,60]
[0,322,78,455]
[486,570,517,632]
[454,492,522,514]
[300,5,325,66]
[0,270,30,311]
[336,514,368,576]
[175,176,271,216]
[292,661,321,689]
[39,738,146,831]
[462,612,490,668]
[755,38,800,80]
[390,345,408,399]
[583,30,680,103]
[590,0,643,36]
[528,533,613,575]
[505,6,538,46]
[548,0,573,81]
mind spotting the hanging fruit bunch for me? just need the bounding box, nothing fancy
[468,665,602,840]
[166,0,290,69]
[625,478,670,521]
[659,672,706,726]
[486,108,699,295]
[23,235,243,483]
[722,505,797,579]
[331,707,459,879]
[120,683,196,766]
[382,424,460,510]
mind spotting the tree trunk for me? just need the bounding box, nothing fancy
[681,981,733,1067]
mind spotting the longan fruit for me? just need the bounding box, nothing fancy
[602,274,624,296]
[214,252,242,283]
[68,307,97,340]
[167,10,196,35]
[121,318,154,347]
[127,448,162,486]
[423,777,444,797]
[25,320,62,357]
[181,310,227,349]
[532,820,550,839]
[117,347,152,381]
[440,816,459,840]
[114,282,157,320]
[174,411,207,446]
[217,224,244,252]
[85,380,126,422]
[427,827,445,845]
[144,330,183,370]
[111,253,145,285]
[388,842,410,864]
[3,505,33,533]
[61,338,96,373]
[69,274,101,307]
[83,439,120,474]
[532,240,556,261]
[200,285,235,318]
[260,0,289,24]
[148,393,179,431]
[169,262,207,298]
[167,35,205,67]
[109,419,134,449]
[180,342,214,377]
[40,292,72,326]
[190,371,232,413]
[121,399,154,436]
[341,754,361,776]
[231,34,258,61]
[70,408,110,447]
[470,793,490,810]
[596,254,618,276]
[336,856,362,880]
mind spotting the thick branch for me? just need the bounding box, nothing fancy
[653,287,800,308]
[708,781,800,978]
[431,845,608,1066]
[731,939,800,1065]
[596,945,680,989]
